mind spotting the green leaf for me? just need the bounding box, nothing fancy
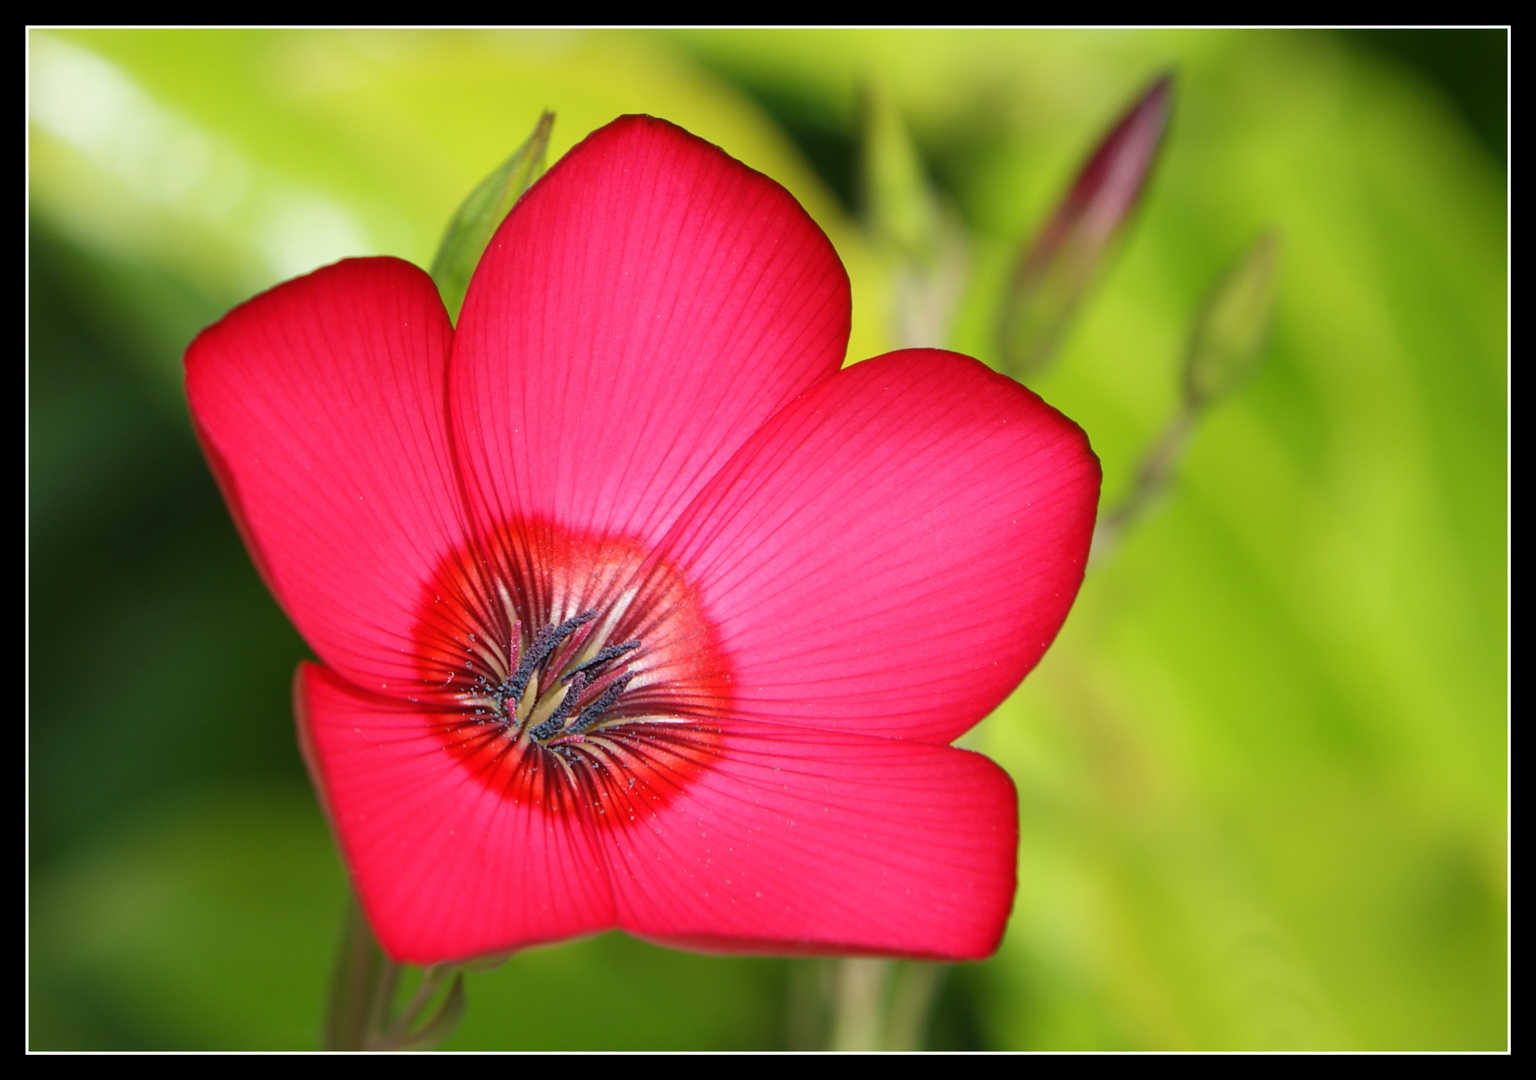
[429,110,553,323]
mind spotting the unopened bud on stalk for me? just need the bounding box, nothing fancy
[999,73,1173,379]
[861,82,943,268]
[861,84,970,349]
[1184,230,1282,410]
[431,110,554,323]
[1089,228,1281,568]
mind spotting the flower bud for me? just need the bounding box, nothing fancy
[430,110,553,322]
[999,73,1173,378]
[1184,230,1282,410]
[861,82,942,268]
[860,84,970,349]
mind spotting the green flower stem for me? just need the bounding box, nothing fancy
[324,894,465,1051]
[324,894,392,1050]
[829,958,890,1050]
[826,958,947,1051]
[884,963,947,1051]
[1089,402,1196,566]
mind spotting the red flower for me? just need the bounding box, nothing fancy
[185,116,1100,965]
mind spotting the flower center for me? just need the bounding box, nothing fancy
[465,607,644,756]
[412,521,730,814]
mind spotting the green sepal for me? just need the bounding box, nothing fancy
[430,111,555,324]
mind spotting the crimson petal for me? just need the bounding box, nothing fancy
[298,662,616,964]
[661,349,1101,745]
[449,115,851,550]
[300,661,1016,962]
[605,721,1018,960]
[186,259,469,697]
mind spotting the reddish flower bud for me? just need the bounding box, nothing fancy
[999,73,1174,378]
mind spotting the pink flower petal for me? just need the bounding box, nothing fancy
[298,662,617,964]
[605,720,1018,960]
[661,349,1101,745]
[185,259,467,698]
[449,115,851,549]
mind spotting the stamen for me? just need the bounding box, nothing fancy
[560,672,636,739]
[419,525,728,813]
[503,610,596,702]
[563,639,642,681]
[530,672,587,742]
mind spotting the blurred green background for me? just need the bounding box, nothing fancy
[27,29,1506,1050]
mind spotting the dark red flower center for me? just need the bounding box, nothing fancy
[411,521,731,819]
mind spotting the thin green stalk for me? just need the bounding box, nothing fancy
[885,963,947,1051]
[324,894,392,1050]
[323,894,465,1051]
[829,958,892,1051]
[1089,403,1196,566]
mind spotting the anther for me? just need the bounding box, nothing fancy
[562,672,635,739]
[503,610,596,702]
[563,639,642,681]
[530,673,587,742]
